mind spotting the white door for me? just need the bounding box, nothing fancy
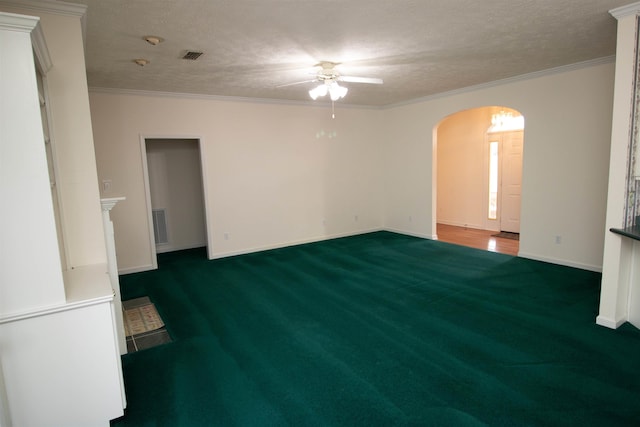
[499,131,523,233]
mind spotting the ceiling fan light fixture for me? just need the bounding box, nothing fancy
[309,84,328,100]
[329,82,348,101]
[309,81,347,101]
[302,61,380,104]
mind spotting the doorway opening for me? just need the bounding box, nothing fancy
[434,106,524,255]
[141,137,210,268]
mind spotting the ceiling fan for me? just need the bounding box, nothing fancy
[280,61,383,101]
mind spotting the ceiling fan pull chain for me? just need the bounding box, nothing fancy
[332,100,335,119]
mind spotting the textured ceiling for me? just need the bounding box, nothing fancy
[70,0,629,106]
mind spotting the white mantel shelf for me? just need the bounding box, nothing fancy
[101,196,126,211]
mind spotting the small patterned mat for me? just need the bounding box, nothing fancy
[124,303,165,337]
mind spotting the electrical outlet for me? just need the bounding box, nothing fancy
[555,235,562,244]
[224,232,229,240]
[354,215,359,222]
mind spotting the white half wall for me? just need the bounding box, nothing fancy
[384,61,615,271]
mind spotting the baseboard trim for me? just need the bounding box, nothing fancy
[119,264,156,275]
[435,220,484,230]
[596,315,626,329]
[518,251,602,272]
[119,233,603,274]
[156,242,206,254]
[210,228,385,260]
[384,227,433,240]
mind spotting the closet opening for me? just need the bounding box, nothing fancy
[141,137,210,267]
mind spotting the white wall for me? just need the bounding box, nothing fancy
[146,138,207,253]
[90,93,385,273]
[437,107,490,229]
[385,61,615,271]
[91,61,614,274]
[0,2,107,269]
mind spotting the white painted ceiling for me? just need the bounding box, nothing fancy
[71,0,629,106]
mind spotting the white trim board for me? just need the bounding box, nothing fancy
[117,229,603,274]
[88,86,381,110]
[596,315,627,329]
[518,251,602,273]
[209,228,385,260]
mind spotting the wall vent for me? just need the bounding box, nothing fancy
[152,208,169,245]
[182,51,204,60]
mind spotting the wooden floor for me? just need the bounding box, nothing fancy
[436,223,519,256]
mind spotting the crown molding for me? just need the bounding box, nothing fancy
[384,56,615,109]
[0,9,37,31]
[0,0,86,17]
[90,56,614,110]
[0,12,52,72]
[88,87,381,110]
[0,1,87,49]
[32,18,52,73]
[610,2,640,20]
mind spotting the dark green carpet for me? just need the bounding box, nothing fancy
[111,231,640,426]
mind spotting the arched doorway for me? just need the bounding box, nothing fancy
[435,106,524,255]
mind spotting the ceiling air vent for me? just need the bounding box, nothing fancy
[182,51,204,60]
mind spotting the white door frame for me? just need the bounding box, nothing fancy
[139,135,212,269]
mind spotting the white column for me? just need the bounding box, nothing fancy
[0,12,65,315]
[101,197,127,354]
[598,3,640,328]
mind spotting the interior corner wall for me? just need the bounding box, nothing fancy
[89,93,386,273]
[0,4,107,268]
[436,108,489,230]
[384,61,615,271]
[436,106,513,230]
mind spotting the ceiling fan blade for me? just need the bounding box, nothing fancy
[276,79,317,88]
[340,76,383,84]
